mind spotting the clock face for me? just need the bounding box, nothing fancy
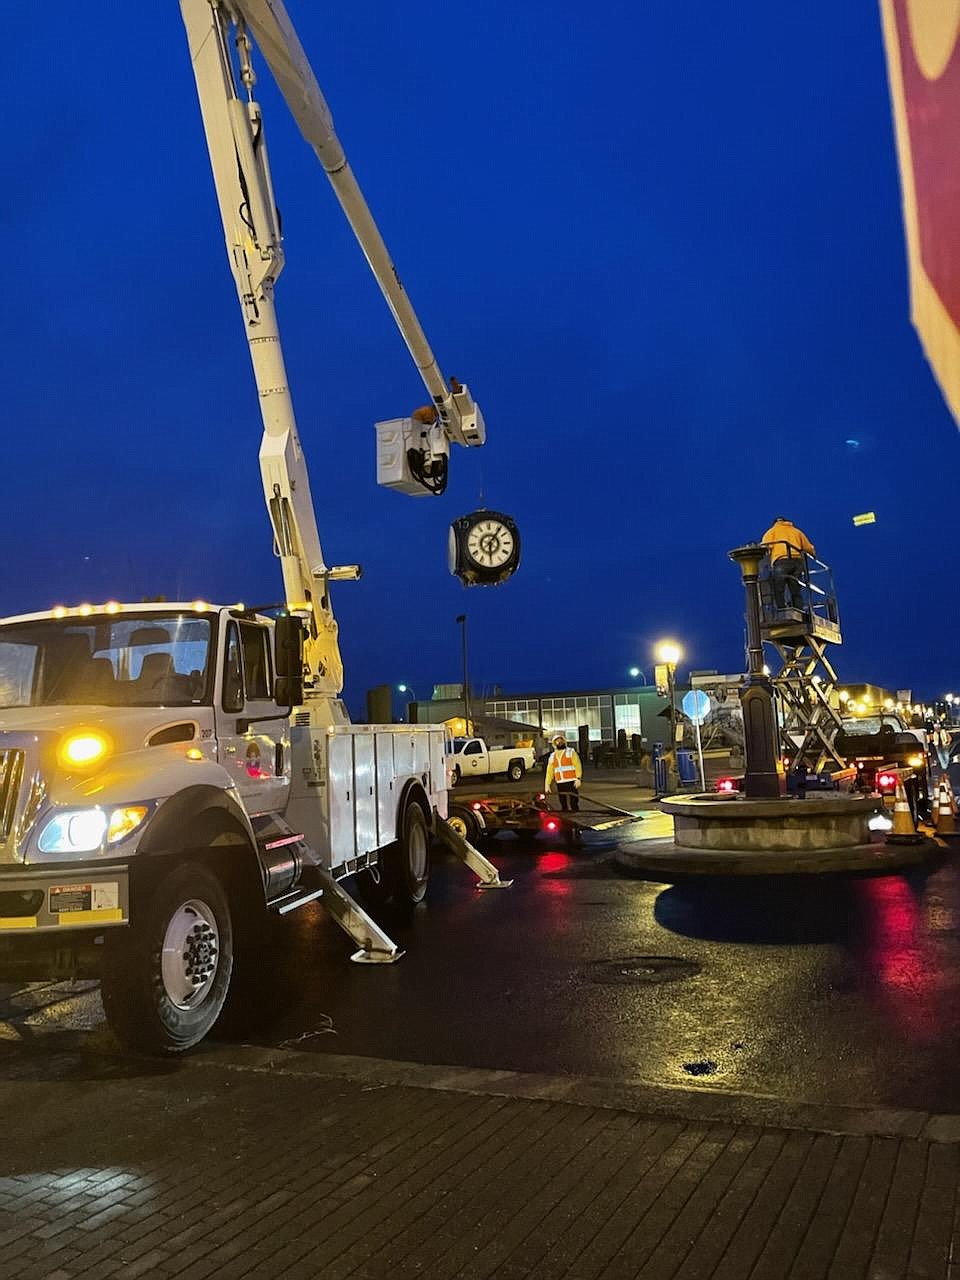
[465,517,515,569]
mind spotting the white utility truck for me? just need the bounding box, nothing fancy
[0,0,508,1054]
[448,738,537,785]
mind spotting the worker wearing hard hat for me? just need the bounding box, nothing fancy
[762,516,815,610]
[545,734,583,812]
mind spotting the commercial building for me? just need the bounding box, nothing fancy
[408,684,675,747]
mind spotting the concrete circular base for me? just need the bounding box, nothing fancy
[613,835,942,877]
[660,792,878,853]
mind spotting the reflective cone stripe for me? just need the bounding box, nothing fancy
[892,779,916,836]
[937,780,956,835]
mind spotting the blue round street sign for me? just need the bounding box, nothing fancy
[681,689,711,724]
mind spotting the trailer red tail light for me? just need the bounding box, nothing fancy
[539,813,560,832]
[716,777,738,793]
[472,802,482,811]
[877,772,897,791]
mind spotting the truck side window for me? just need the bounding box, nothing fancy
[463,740,482,755]
[239,624,271,701]
[222,623,244,713]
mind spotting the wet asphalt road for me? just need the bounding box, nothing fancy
[3,806,960,1113]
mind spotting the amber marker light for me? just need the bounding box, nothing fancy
[58,730,111,770]
[186,748,204,761]
[107,806,149,843]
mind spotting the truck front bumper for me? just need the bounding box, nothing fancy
[0,864,130,934]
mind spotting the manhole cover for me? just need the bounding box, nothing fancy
[590,956,701,986]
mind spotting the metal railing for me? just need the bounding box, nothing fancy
[758,543,840,636]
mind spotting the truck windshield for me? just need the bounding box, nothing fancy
[0,613,213,708]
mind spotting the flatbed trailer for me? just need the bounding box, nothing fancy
[448,792,642,846]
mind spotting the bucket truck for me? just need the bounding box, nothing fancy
[0,0,508,1054]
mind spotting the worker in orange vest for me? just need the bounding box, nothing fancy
[545,733,583,812]
[762,516,815,610]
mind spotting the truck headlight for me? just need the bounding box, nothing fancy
[908,754,924,768]
[39,809,108,853]
[38,805,149,854]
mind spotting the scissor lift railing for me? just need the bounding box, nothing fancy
[759,545,845,772]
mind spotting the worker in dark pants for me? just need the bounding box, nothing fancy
[545,733,583,811]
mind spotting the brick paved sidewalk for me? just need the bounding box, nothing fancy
[1,1045,958,1280]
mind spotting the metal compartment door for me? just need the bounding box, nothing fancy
[376,733,397,847]
[353,733,377,857]
[328,733,356,866]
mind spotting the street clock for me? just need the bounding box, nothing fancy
[448,510,521,586]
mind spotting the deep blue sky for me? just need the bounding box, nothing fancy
[5,2,958,715]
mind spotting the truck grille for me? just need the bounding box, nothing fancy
[0,751,24,844]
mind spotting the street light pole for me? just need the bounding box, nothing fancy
[456,614,471,731]
[654,640,683,791]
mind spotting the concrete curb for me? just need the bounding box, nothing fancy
[612,835,946,877]
[6,1031,960,1144]
[182,1043,960,1144]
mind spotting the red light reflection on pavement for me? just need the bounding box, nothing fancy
[860,876,945,1043]
[538,851,574,901]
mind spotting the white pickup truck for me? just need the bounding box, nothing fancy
[448,738,537,785]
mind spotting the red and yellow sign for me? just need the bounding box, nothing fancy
[881,0,960,425]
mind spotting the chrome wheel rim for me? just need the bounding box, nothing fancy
[161,898,220,1010]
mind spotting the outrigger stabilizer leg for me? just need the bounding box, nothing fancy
[435,817,514,889]
[313,868,404,964]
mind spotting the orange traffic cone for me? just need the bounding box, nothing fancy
[887,778,923,844]
[936,777,957,837]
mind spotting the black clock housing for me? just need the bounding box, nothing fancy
[448,509,521,586]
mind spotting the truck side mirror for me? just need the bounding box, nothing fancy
[274,615,305,707]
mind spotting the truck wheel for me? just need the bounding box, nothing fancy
[507,760,525,782]
[100,862,233,1055]
[447,804,481,844]
[386,801,431,905]
[452,765,461,786]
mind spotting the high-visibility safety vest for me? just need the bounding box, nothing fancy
[550,748,579,784]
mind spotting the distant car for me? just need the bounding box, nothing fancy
[446,737,537,785]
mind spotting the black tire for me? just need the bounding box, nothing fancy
[100,861,233,1055]
[385,801,431,905]
[447,803,481,844]
[452,765,462,786]
[507,760,525,782]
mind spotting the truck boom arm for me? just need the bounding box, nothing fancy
[179,0,482,703]
[229,0,484,450]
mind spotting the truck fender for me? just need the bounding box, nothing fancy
[137,784,257,859]
[130,784,264,915]
[397,778,433,834]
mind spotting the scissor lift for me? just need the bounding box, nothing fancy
[759,546,845,773]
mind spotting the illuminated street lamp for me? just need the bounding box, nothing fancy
[654,640,683,770]
[628,666,647,684]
